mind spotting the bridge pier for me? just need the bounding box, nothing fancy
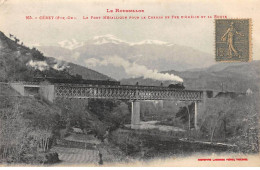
[193,91,207,130]
[194,101,198,130]
[39,84,55,102]
[131,101,141,129]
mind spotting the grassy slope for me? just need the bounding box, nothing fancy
[0,31,112,82]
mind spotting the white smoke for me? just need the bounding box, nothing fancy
[85,56,183,82]
[26,60,49,71]
[27,59,70,71]
[52,60,70,71]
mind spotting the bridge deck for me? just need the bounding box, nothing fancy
[10,82,204,101]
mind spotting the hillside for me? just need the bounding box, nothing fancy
[0,31,112,82]
[0,82,117,164]
[121,60,260,92]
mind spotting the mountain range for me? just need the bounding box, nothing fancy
[1,30,259,93]
[121,61,260,92]
[36,34,215,80]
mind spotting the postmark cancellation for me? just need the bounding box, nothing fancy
[215,19,252,62]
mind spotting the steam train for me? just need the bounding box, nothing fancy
[168,83,185,90]
[136,82,185,90]
[33,77,185,90]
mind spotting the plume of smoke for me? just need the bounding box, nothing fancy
[26,60,49,71]
[85,56,183,82]
[52,59,70,71]
[27,59,70,71]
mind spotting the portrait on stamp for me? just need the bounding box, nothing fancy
[215,19,252,62]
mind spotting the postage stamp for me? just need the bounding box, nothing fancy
[215,19,252,62]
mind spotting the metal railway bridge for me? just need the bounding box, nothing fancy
[10,81,207,129]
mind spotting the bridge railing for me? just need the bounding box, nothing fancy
[54,85,203,101]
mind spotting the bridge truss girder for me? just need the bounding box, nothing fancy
[54,85,203,101]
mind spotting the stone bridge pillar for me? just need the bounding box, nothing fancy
[131,100,141,129]
[39,84,55,103]
[194,91,207,130]
[194,101,198,130]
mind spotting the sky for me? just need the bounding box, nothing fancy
[0,0,259,59]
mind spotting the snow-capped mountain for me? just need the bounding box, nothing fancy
[90,34,128,45]
[85,34,173,46]
[131,39,170,46]
[36,35,215,80]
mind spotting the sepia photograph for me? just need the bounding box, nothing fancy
[0,0,259,167]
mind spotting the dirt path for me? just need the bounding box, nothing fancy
[52,146,99,166]
[51,133,128,166]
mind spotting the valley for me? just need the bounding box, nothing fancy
[0,30,259,165]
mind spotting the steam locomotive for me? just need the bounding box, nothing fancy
[168,83,185,90]
[136,81,185,90]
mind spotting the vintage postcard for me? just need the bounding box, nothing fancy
[0,0,259,167]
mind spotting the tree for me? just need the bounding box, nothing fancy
[0,89,61,163]
[199,95,259,153]
[175,102,195,129]
[0,100,32,162]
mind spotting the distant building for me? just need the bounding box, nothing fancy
[246,88,253,96]
[214,91,248,98]
[215,92,238,98]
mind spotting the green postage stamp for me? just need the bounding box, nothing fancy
[215,19,252,62]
